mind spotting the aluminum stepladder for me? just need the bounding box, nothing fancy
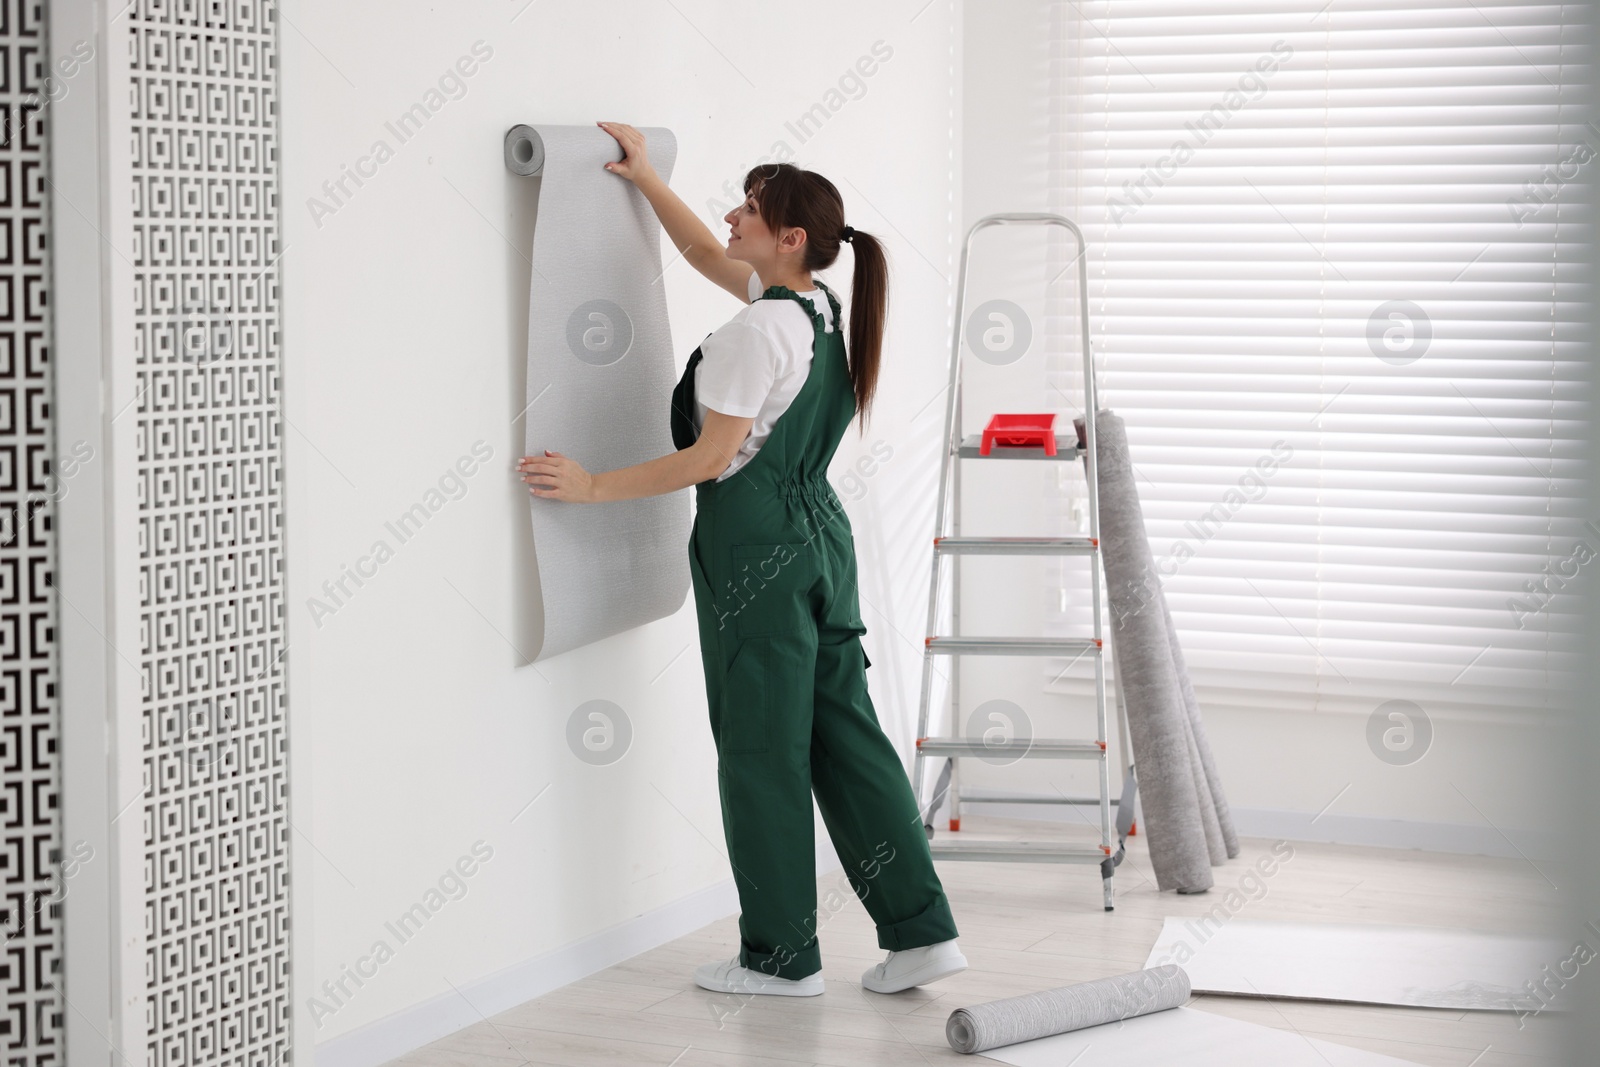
[910,213,1134,911]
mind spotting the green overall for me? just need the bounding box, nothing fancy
[669,280,960,980]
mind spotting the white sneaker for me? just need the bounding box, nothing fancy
[861,938,968,993]
[693,953,825,997]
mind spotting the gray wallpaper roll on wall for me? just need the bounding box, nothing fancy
[517,124,690,660]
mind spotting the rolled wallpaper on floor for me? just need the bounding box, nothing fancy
[945,966,1190,1053]
[1086,409,1238,891]
[511,124,690,660]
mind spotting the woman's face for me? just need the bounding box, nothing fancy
[724,192,803,266]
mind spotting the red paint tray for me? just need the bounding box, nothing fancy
[980,413,1058,455]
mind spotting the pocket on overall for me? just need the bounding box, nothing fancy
[717,638,771,754]
[685,537,725,696]
[727,542,815,639]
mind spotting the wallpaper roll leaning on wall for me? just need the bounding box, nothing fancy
[509,124,690,660]
[1085,409,1236,892]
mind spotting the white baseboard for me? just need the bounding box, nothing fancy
[1226,806,1558,861]
[961,799,1555,861]
[314,844,843,1067]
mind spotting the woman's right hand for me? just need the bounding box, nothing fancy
[597,121,656,184]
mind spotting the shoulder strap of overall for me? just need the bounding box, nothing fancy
[758,283,845,339]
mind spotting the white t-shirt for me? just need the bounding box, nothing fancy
[694,270,836,481]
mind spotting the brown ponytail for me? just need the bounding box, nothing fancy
[743,163,887,431]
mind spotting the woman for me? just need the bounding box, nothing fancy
[518,121,965,997]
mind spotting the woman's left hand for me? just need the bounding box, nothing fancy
[519,450,598,503]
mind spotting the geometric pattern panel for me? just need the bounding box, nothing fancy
[0,0,64,1063]
[127,1,290,1063]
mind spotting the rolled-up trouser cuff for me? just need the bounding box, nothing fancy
[877,890,959,951]
[740,937,822,981]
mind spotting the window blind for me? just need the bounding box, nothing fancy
[1044,1,1591,724]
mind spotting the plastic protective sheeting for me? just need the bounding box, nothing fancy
[515,124,691,660]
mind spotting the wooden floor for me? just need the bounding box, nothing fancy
[385,815,1565,1067]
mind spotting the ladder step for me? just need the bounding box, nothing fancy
[929,839,1111,864]
[917,737,1106,759]
[935,536,1098,556]
[957,788,1118,806]
[925,636,1101,657]
[957,434,1084,461]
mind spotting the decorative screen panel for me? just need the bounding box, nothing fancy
[0,1,64,1063]
[126,1,290,1064]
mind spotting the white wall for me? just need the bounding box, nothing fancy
[957,0,1555,856]
[279,1,962,1061]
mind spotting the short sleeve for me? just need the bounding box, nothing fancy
[746,270,763,303]
[697,321,777,418]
